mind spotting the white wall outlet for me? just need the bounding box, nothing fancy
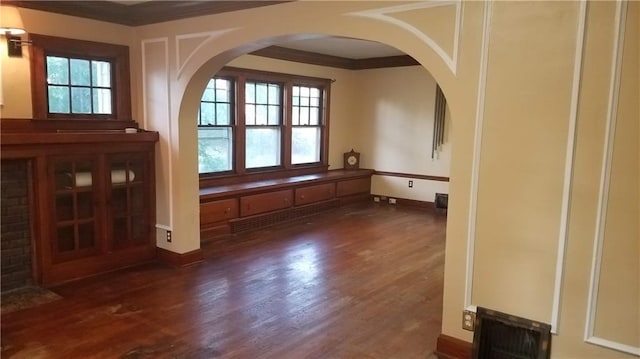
[389,198,397,204]
[462,310,475,331]
[373,196,380,202]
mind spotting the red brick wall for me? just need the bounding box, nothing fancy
[1,160,33,292]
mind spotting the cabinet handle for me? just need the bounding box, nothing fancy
[225,207,230,213]
[301,195,305,199]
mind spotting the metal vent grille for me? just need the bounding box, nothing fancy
[472,307,551,359]
[230,200,339,233]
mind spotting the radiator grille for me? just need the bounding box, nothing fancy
[472,307,551,359]
[230,200,339,233]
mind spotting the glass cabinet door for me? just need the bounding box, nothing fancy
[109,153,150,248]
[51,157,98,261]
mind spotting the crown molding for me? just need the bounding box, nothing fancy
[250,46,419,70]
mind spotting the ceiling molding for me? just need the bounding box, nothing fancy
[250,46,419,70]
[4,1,290,26]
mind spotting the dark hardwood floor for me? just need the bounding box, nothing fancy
[1,202,446,359]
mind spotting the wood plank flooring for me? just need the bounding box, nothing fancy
[1,202,446,359]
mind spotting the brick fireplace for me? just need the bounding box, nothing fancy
[1,160,33,292]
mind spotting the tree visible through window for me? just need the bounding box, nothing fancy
[198,78,234,173]
[46,56,112,115]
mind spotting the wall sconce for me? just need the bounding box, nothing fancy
[1,27,31,57]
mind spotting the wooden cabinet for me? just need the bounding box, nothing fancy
[336,178,371,197]
[199,170,373,239]
[201,198,239,225]
[240,190,293,217]
[295,183,335,206]
[1,131,158,286]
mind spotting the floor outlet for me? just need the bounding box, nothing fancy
[389,198,397,204]
[373,196,380,202]
[167,230,172,243]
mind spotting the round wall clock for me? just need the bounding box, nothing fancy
[343,149,360,170]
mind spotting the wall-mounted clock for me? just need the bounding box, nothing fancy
[343,149,360,170]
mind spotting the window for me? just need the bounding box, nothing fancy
[30,34,131,121]
[198,78,234,173]
[292,85,322,164]
[46,56,112,115]
[245,81,282,169]
[198,67,331,178]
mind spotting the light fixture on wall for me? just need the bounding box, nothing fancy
[0,27,31,57]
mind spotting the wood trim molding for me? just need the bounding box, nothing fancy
[5,1,290,26]
[250,46,419,70]
[435,334,472,359]
[156,248,204,267]
[0,119,138,132]
[373,170,449,182]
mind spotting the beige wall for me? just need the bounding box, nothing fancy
[1,2,638,358]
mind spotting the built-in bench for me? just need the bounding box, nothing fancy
[199,169,374,240]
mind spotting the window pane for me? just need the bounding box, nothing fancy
[292,96,300,106]
[246,128,281,168]
[216,88,229,102]
[310,97,320,107]
[71,87,91,113]
[293,86,299,96]
[200,102,215,125]
[310,88,320,97]
[245,104,255,125]
[292,127,321,164]
[46,56,69,85]
[246,83,255,103]
[301,97,309,107]
[216,103,230,125]
[215,78,228,90]
[268,84,280,104]
[198,127,233,173]
[268,105,280,125]
[91,61,111,87]
[309,107,320,125]
[300,107,309,125]
[70,59,90,86]
[300,86,309,97]
[48,85,70,113]
[256,105,267,125]
[256,83,267,103]
[92,88,112,114]
[202,88,215,102]
[292,107,300,126]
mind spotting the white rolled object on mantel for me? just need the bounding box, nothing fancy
[70,172,93,187]
[65,170,135,188]
[111,169,135,184]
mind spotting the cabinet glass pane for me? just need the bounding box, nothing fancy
[131,215,148,241]
[112,188,128,213]
[56,194,73,221]
[131,186,145,213]
[55,161,93,190]
[113,217,128,242]
[78,223,95,249]
[77,192,93,219]
[57,226,75,252]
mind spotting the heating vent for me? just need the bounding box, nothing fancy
[472,307,551,359]
[230,200,339,233]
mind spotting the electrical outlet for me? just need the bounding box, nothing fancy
[373,196,380,202]
[408,180,413,188]
[166,230,172,243]
[389,198,397,204]
[462,310,475,331]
